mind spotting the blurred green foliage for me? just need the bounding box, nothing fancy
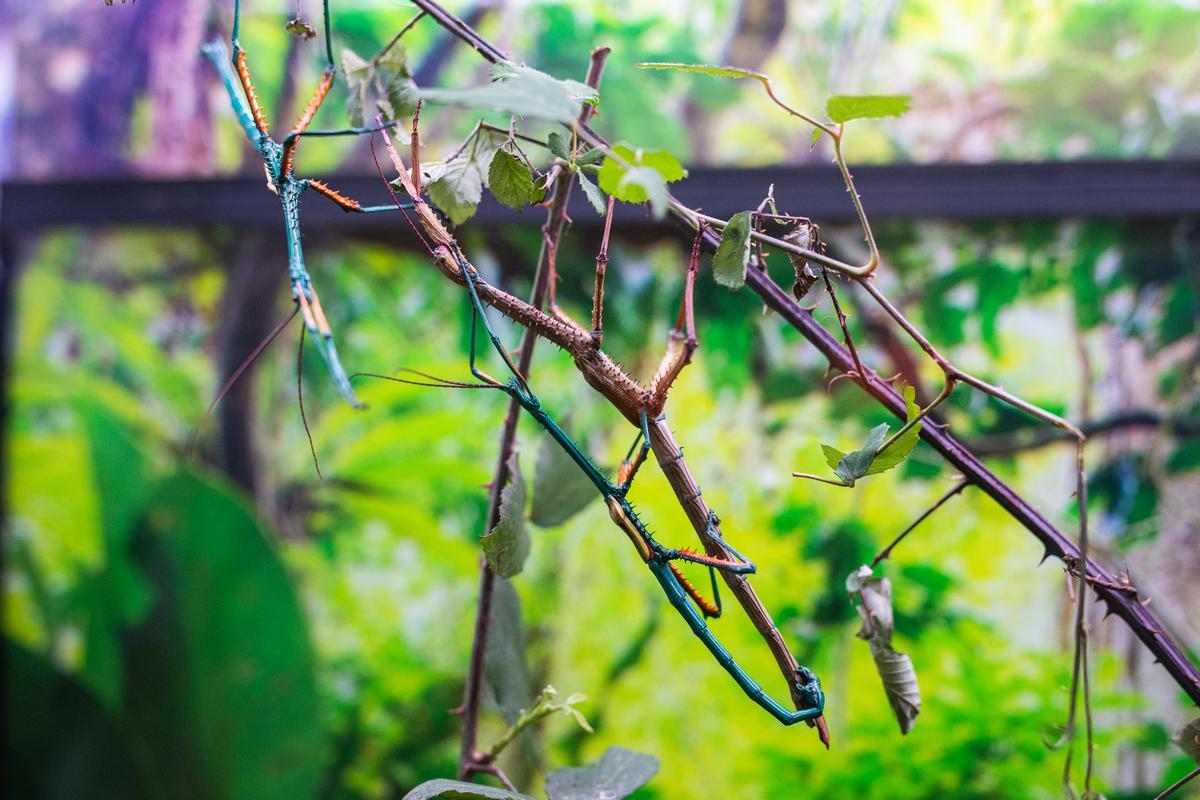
[5,204,1197,797]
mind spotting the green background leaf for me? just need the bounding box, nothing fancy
[530,430,598,527]
[545,745,659,800]
[712,211,753,289]
[481,454,530,577]
[826,94,912,123]
[488,150,536,211]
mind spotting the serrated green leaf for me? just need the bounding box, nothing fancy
[420,61,598,125]
[545,746,659,800]
[636,62,765,81]
[866,385,922,475]
[712,211,753,289]
[530,430,598,526]
[576,171,607,216]
[424,129,507,225]
[488,150,535,211]
[597,143,684,219]
[481,454,529,577]
[832,423,889,485]
[821,444,845,472]
[402,779,535,800]
[826,94,911,124]
[547,131,571,160]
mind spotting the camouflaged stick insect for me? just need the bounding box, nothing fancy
[377,136,830,740]
[202,0,418,408]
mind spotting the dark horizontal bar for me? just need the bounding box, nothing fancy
[3,160,1199,235]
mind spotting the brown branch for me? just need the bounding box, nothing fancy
[409,0,1200,717]
[455,47,609,783]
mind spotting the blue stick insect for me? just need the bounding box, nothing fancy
[201,0,410,407]
[359,221,827,727]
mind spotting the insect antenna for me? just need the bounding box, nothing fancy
[188,305,299,459]
[297,319,322,479]
[350,368,498,391]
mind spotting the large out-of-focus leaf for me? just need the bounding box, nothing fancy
[484,577,532,724]
[847,564,921,734]
[420,61,598,125]
[3,638,147,800]
[636,62,766,81]
[530,430,598,527]
[401,779,535,800]
[1176,717,1200,764]
[75,398,155,708]
[481,454,529,577]
[712,211,753,289]
[424,129,507,225]
[121,471,323,800]
[342,45,417,127]
[544,746,659,800]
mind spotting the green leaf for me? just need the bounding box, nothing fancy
[810,127,824,149]
[545,745,659,800]
[846,565,921,734]
[824,423,889,486]
[484,577,531,724]
[121,471,323,799]
[3,638,148,799]
[636,62,765,81]
[547,131,571,160]
[424,129,507,225]
[865,385,922,475]
[575,147,604,166]
[420,61,598,125]
[576,171,607,216]
[481,454,529,577]
[488,150,535,211]
[597,143,684,219]
[826,94,911,124]
[341,47,371,127]
[402,779,535,800]
[530,429,599,526]
[821,444,845,472]
[712,211,753,289]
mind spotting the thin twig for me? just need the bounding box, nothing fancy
[1152,766,1200,800]
[590,194,615,348]
[870,478,969,568]
[821,268,866,382]
[456,46,609,783]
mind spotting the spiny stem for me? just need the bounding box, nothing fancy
[457,46,608,784]
[1152,766,1200,800]
[870,478,969,568]
[1063,439,1095,796]
[830,131,880,275]
[821,268,866,382]
[591,194,615,347]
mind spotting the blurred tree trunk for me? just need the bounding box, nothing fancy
[215,232,284,495]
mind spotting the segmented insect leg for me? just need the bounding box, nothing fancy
[649,559,825,725]
[668,562,721,618]
[308,179,363,212]
[233,48,270,137]
[294,281,364,408]
[616,409,653,494]
[281,68,335,176]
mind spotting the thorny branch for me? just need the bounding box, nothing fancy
[455,46,610,785]
[407,0,1200,741]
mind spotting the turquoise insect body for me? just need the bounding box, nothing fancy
[201,0,402,407]
[455,258,826,726]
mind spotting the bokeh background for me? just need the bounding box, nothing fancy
[2,0,1199,798]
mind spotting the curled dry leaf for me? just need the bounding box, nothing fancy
[1176,716,1200,764]
[847,564,921,734]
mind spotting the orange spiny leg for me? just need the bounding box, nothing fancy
[234,49,270,137]
[281,68,335,176]
[308,180,363,212]
[669,563,721,618]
